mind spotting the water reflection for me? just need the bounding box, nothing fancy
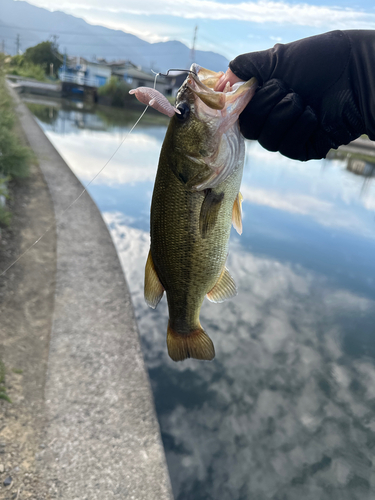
[106,214,375,500]
[27,97,375,500]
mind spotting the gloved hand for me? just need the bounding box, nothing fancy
[217,30,375,161]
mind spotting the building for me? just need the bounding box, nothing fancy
[59,57,112,88]
[105,60,178,95]
[59,57,182,96]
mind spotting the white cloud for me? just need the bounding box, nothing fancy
[241,184,332,215]
[102,213,375,499]
[25,0,375,29]
[242,142,375,238]
[44,129,161,185]
[241,183,375,238]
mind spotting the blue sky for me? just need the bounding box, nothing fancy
[20,0,375,60]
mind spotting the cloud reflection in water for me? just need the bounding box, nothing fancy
[105,212,375,500]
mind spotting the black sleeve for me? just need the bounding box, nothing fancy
[228,30,375,160]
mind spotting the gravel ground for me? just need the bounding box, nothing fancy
[0,155,56,500]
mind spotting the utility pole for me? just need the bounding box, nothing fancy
[190,25,198,67]
[51,34,59,51]
[16,34,20,55]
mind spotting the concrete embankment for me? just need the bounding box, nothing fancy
[8,85,173,499]
[7,76,62,98]
[338,137,375,154]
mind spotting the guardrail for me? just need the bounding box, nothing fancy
[59,72,98,87]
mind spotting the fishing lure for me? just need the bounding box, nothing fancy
[129,87,181,118]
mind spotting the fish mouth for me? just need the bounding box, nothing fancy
[186,64,257,113]
[187,64,226,110]
[182,65,258,191]
[189,63,224,91]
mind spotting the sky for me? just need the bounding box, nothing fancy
[17,0,375,61]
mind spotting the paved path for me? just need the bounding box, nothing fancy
[9,86,173,500]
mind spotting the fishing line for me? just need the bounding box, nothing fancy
[0,72,162,277]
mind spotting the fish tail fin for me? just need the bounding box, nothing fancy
[167,323,215,362]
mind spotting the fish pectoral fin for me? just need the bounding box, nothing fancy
[207,267,237,303]
[232,192,243,235]
[167,323,215,362]
[199,189,224,238]
[144,249,164,309]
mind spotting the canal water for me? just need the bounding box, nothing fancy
[26,97,375,500]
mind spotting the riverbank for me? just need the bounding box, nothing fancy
[7,75,175,111]
[0,84,173,499]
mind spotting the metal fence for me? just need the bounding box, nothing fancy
[59,72,98,87]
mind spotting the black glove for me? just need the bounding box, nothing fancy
[229,30,375,161]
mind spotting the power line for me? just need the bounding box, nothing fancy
[0,35,201,57]
[0,21,231,58]
[0,23,148,37]
[1,24,227,52]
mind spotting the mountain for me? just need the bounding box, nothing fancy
[0,0,229,72]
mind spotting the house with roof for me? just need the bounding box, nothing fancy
[59,57,112,88]
[106,60,177,95]
[59,56,181,97]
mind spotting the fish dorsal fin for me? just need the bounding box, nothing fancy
[232,192,243,235]
[167,323,215,362]
[207,267,237,303]
[144,249,164,309]
[199,189,224,238]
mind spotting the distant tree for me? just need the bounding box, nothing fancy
[98,77,132,107]
[24,41,62,76]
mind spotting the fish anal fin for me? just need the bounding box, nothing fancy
[199,189,224,238]
[232,192,243,235]
[207,267,237,303]
[167,323,215,362]
[144,249,164,309]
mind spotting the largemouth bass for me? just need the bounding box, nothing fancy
[144,64,257,362]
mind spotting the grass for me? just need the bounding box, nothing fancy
[8,62,47,82]
[0,360,11,403]
[0,55,33,226]
[6,54,48,82]
[0,176,11,226]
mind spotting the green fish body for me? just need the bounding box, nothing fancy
[144,65,257,362]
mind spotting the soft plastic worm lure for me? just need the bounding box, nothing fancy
[129,87,181,118]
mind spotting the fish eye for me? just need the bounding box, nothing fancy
[176,102,190,121]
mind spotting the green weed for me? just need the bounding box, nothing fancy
[0,361,11,403]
